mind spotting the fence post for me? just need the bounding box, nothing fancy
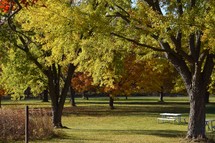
[25,106,29,143]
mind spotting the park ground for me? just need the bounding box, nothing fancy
[1,96,215,143]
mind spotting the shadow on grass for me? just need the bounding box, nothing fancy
[76,101,190,105]
[34,128,215,143]
[50,128,186,142]
[62,102,215,117]
[51,129,114,142]
[206,103,215,114]
[62,104,190,117]
[70,128,186,138]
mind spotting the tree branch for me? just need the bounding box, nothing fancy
[177,0,183,15]
[195,31,202,60]
[106,12,130,23]
[59,63,76,106]
[202,54,214,89]
[114,4,130,16]
[16,36,48,76]
[190,0,196,7]
[170,33,194,63]
[189,33,196,61]
[166,52,192,89]
[144,0,163,15]
[7,0,38,46]
[111,32,166,52]
[198,50,208,66]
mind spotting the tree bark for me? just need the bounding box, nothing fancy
[159,92,164,102]
[186,83,206,139]
[52,102,63,128]
[70,86,76,107]
[42,89,49,102]
[159,86,164,102]
[82,91,89,100]
[48,64,76,128]
[205,91,209,104]
[24,87,31,99]
[109,96,114,109]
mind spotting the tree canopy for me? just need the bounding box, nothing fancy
[78,0,215,140]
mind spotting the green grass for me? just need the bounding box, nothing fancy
[1,96,215,143]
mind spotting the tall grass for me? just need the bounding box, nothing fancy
[0,107,54,142]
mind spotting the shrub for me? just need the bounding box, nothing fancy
[0,107,54,141]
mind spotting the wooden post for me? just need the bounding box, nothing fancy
[25,106,29,143]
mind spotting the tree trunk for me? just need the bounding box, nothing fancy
[52,102,63,128]
[70,86,76,107]
[42,89,49,102]
[159,86,164,102]
[48,79,62,127]
[186,84,206,139]
[82,91,89,100]
[47,64,76,128]
[24,87,31,99]
[159,92,164,102]
[109,96,114,109]
[205,91,209,104]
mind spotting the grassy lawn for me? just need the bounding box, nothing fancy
[1,96,215,143]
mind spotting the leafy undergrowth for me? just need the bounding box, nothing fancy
[0,107,55,142]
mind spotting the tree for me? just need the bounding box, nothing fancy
[41,89,49,102]
[24,87,32,98]
[97,0,214,140]
[71,72,118,109]
[141,57,178,102]
[103,53,177,101]
[0,0,88,127]
[0,88,5,108]
[72,72,94,93]
[71,72,95,105]
[69,86,76,106]
[1,0,122,126]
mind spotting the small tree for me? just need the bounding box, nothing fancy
[0,88,5,108]
[103,53,177,101]
[0,0,83,127]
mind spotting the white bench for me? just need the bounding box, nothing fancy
[157,117,176,123]
[206,119,215,131]
[159,113,183,124]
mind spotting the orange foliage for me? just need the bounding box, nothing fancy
[104,53,177,96]
[71,54,177,96]
[0,89,5,96]
[0,0,38,13]
[0,0,11,13]
[71,72,95,93]
[104,54,145,95]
